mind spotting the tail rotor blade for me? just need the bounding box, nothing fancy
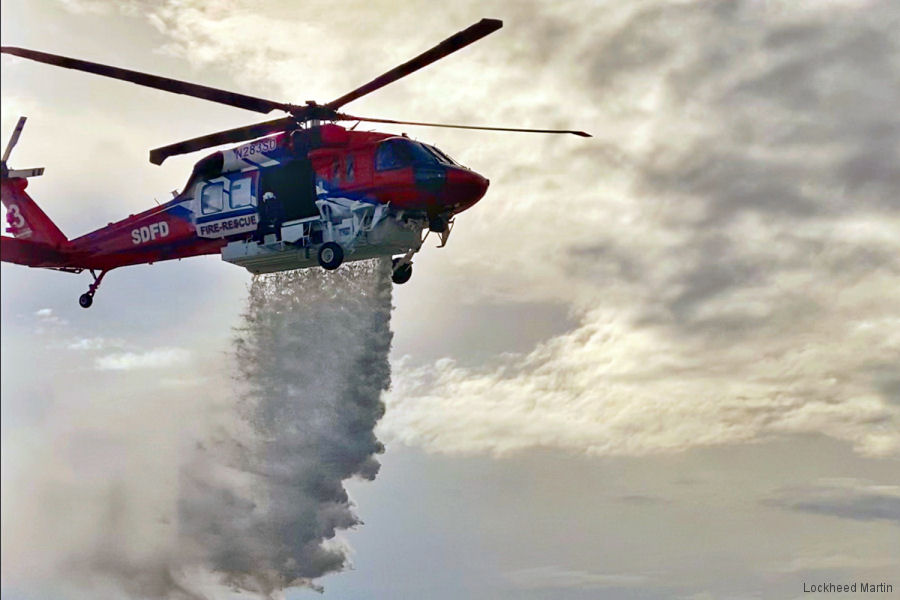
[2,116,27,163]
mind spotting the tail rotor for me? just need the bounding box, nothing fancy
[1,116,44,180]
[2,117,63,245]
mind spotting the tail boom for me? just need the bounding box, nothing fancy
[1,235,74,268]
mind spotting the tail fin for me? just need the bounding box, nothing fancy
[1,178,67,246]
[1,117,64,246]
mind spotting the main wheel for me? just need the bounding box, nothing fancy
[79,293,93,308]
[317,242,344,270]
[391,259,413,285]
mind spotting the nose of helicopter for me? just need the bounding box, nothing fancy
[443,167,489,212]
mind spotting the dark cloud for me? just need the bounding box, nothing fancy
[617,494,669,506]
[765,480,900,524]
[588,2,900,354]
[873,370,900,405]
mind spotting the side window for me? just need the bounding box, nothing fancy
[201,182,224,214]
[346,155,355,181]
[230,176,254,209]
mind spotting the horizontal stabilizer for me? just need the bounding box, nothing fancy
[5,167,44,178]
[1,235,70,268]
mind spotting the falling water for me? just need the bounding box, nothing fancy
[178,258,393,596]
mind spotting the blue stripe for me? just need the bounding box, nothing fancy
[196,206,257,224]
[241,156,264,168]
[168,204,193,219]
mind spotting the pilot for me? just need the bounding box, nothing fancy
[258,191,285,241]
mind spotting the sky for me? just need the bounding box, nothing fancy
[2,0,899,598]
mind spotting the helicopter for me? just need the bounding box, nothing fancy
[0,18,588,308]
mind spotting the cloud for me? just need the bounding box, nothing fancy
[380,302,900,458]
[505,565,647,590]
[33,307,67,329]
[67,337,124,351]
[774,552,898,573]
[95,347,190,370]
[55,0,114,14]
[764,478,900,524]
[372,1,900,459]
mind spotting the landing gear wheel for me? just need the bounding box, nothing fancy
[391,258,413,285]
[318,242,344,270]
[78,269,108,308]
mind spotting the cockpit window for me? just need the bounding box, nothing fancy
[376,139,415,170]
[376,138,463,170]
[426,144,460,166]
[418,144,445,164]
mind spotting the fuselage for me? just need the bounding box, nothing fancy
[51,124,488,271]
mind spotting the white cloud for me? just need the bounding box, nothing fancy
[55,0,112,14]
[380,302,900,458]
[67,337,124,351]
[95,347,190,371]
[31,307,68,332]
[34,307,65,323]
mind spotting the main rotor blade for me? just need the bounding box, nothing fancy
[325,18,503,110]
[2,116,26,163]
[339,114,592,137]
[1,46,294,114]
[149,116,296,165]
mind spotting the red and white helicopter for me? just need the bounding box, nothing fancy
[1,19,588,308]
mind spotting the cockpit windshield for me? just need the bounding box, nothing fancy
[422,144,460,166]
[375,138,464,171]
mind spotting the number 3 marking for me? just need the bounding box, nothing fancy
[7,205,26,228]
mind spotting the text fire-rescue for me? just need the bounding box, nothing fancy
[132,221,170,245]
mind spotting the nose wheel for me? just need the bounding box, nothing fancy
[78,269,108,309]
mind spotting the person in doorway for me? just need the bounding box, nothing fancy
[257,191,285,241]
